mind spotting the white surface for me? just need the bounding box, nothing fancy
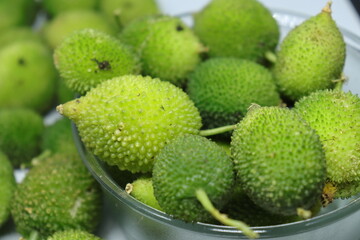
[1,1,360,240]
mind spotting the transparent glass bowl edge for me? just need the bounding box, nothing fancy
[71,8,360,240]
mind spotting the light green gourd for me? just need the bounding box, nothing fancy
[193,0,280,62]
[57,75,202,173]
[294,89,360,199]
[120,15,204,86]
[273,2,346,102]
[54,28,140,95]
[231,106,326,216]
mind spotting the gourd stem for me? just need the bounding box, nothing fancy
[195,189,259,239]
[28,231,40,240]
[264,50,277,64]
[199,125,236,137]
[333,73,347,91]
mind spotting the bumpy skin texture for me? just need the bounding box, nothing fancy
[187,58,280,129]
[273,7,346,102]
[42,10,117,49]
[128,177,162,211]
[0,40,57,113]
[120,15,203,86]
[42,0,98,16]
[47,229,103,240]
[0,0,37,32]
[333,180,360,199]
[41,117,78,155]
[54,29,140,95]
[294,89,360,198]
[58,75,202,173]
[231,106,326,215]
[11,154,102,239]
[193,0,279,62]
[100,0,160,27]
[0,152,16,227]
[152,134,234,223]
[0,108,44,167]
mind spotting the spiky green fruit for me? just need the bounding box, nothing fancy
[41,117,78,156]
[231,106,326,215]
[0,0,37,32]
[120,15,204,86]
[332,181,360,199]
[0,40,58,112]
[100,0,160,27]
[42,10,117,49]
[57,75,202,173]
[193,0,279,62]
[0,108,44,167]
[126,177,162,211]
[294,89,360,198]
[54,28,140,95]
[47,229,103,240]
[0,152,16,227]
[42,0,98,16]
[187,58,280,129]
[10,153,102,239]
[273,3,346,102]
[152,134,234,222]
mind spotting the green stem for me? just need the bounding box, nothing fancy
[113,9,124,30]
[333,72,347,91]
[199,125,236,137]
[31,149,52,167]
[264,51,277,64]
[195,189,259,239]
[28,231,40,240]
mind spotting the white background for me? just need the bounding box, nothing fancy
[1,1,360,240]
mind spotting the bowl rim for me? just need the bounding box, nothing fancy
[72,8,360,239]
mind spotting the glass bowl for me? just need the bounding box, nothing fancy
[73,9,360,240]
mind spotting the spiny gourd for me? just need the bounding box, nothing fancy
[193,0,279,62]
[0,152,16,227]
[42,10,117,49]
[42,0,98,17]
[119,15,204,86]
[231,106,326,216]
[152,134,234,223]
[10,153,102,239]
[57,75,202,173]
[187,58,281,130]
[54,28,140,95]
[273,2,346,102]
[47,229,103,240]
[0,40,57,113]
[100,0,161,28]
[0,108,44,167]
[0,0,38,32]
[293,89,360,199]
[151,134,258,239]
[125,177,162,211]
